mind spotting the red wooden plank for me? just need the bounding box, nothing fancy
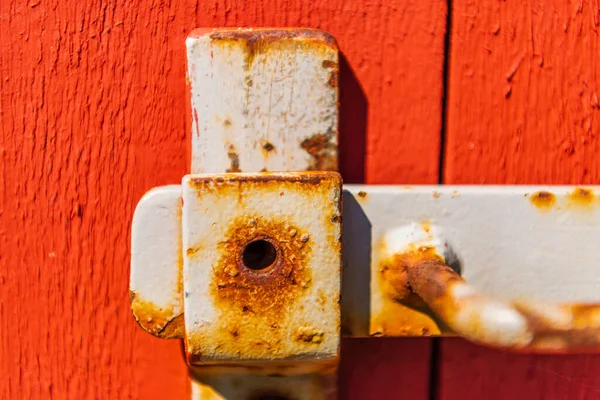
[340,339,433,400]
[442,1,600,399]
[0,0,446,398]
[439,339,600,400]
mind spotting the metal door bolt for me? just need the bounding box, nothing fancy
[131,28,600,399]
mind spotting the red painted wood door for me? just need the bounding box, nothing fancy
[2,0,599,399]
[439,2,600,399]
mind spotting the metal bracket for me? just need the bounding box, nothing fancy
[130,28,600,399]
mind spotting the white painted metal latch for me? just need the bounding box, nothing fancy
[131,28,600,399]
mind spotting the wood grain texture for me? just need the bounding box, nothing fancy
[339,338,433,400]
[445,0,600,184]
[442,1,600,399]
[0,0,446,398]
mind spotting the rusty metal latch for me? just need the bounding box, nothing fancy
[130,28,600,399]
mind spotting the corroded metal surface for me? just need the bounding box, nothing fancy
[132,184,600,348]
[182,172,342,370]
[130,186,184,339]
[377,220,600,352]
[341,185,600,338]
[131,28,341,399]
[186,28,339,175]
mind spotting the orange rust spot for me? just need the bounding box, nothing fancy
[567,187,595,208]
[379,246,443,302]
[294,326,325,344]
[371,300,444,337]
[432,191,441,199]
[129,291,184,339]
[420,220,432,234]
[529,191,557,210]
[184,172,342,362]
[226,144,241,173]
[187,215,314,359]
[322,59,339,88]
[317,291,327,308]
[300,132,337,171]
[373,239,452,337]
[205,28,337,69]
[187,171,338,197]
[262,141,275,152]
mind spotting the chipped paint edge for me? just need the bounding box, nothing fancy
[130,185,184,339]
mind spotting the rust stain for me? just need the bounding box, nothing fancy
[209,215,312,305]
[294,326,325,344]
[208,28,337,68]
[261,141,276,160]
[300,132,338,171]
[567,187,595,208]
[529,190,557,210]
[322,59,339,88]
[356,191,368,204]
[188,214,313,361]
[185,172,342,363]
[432,191,441,199]
[226,144,242,172]
[188,171,337,190]
[379,243,600,351]
[129,291,184,339]
[262,141,275,152]
[373,240,448,336]
[420,220,432,234]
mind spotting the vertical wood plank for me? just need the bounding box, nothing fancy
[442,1,600,399]
[0,0,446,398]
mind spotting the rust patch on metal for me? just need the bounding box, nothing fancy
[322,60,339,88]
[188,171,337,189]
[567,187,595,208]
[380,245,600,352]
[432,191,441,199]
[187,213,315,360]
[226,144,242,173]
[207,28,337,68]
[300,132,337,171]
[263,142,275,152]
[294,326,325,344]
[185,172,342,364]
[373,241,448,336]
[529,191,557,210]
[420,221,432,234]
[356,191,369,205]
[129,291,184,339]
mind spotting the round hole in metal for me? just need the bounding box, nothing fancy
[242,239,278,271]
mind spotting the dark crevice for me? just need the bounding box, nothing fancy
[429,338,442,400]
[430,2,453,399]
[438,0,453,185]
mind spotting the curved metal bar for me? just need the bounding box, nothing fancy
[381,223,600,352]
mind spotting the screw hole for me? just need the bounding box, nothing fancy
[242,239,277,271]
